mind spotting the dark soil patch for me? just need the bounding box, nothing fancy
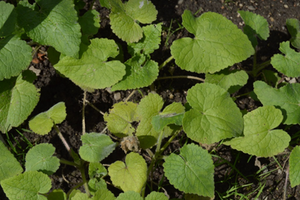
[1,0,300,199]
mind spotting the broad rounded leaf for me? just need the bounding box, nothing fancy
[47,189,67,200]
[116,191,142,200]
[0,36,32,81]
[111,55,159,91]
[163,144,214,197]
[0,141,23,181]
[145,192,168,200]
[79,133,116,162]
[110,0,158,43]
[0,70,40,133]
[17,0,81,57]
[136,93,164,148]
[54,38,126,90]
[205,69,248,92]
[93,188,115,200]
[71,193,89,200]
[25,143,60,175]
[271,41,300,77]
[238,10,269,47]
[290,146,300,187]
[108,152,147,193]
[0,1,17,37]
[171,10,254,73]
[104,101,139,137]
[152,102,185,132]
[29,102,66,135]
[183,83,243,144]
[224,106,291,157]
[128,24,162,55]
[254,81,300,125]
[1,171,51,200]
[79,9,100,45]
[286,18,300,49]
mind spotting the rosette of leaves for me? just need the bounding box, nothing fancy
[105,0,158,43]
[104,93,184,149]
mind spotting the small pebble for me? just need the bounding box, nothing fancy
[114,92,121,101]
[284,4,288,8]
[248,5,255,10]
[178,0,183,4]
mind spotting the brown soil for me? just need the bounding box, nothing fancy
[1,0,300,199]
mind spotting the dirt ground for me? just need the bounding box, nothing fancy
[1,0,300,199]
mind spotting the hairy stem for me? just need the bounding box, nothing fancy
[157,75,205,82]
[54,124,71,152]
[82,90,87,135]
[159,55,174,70]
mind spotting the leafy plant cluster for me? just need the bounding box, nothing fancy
[1,0,300,199]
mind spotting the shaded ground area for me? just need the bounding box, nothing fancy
[1,0,300,199]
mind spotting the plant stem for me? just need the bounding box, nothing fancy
[82,90,87,135]
[60,159,76,166]
[252,60,271,77]
[85,100,105,115]
[159,55,174,70]
[157,75,205,82]
[53,124,71,152]
[124,90,136,102]
[144,129,181,198]
[283,165,289,200]
[78,164,91,197]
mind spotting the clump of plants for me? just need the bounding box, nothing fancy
[1,0,300,199]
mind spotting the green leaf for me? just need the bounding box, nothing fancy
[205,69,249,92]
[89,162,107,179]
[0,141,23,181]
[183,83,243,144]
[254,81,300,125]
[104,101,139,138]
[152,102,185,132]
[238,10,269,47]
[88,162,108,194]
[79,9,100,45]
[136,93,164,148]
[128,23,162,55]
[108,152,147,193]
[29,102,66,135]
[0,1,17,37]
[0,35,32,81]
[1,171,51,200]
[25,143,60,175]
[224,106,290,157]
[163,144,214,198]
[0,70,40,133]
[88,178,107,195]
[109,0,158,43]
[79,133,116,162]
[116,191,142,200]
[71,193,90,200]
[171,10,254,73]
[17,0,81,58]
[286,18,300,49]
[271,41,300,77]
[54,38,126,90]
[47,189,67,200]
[290,146,300,187]
[92,188,115,200]
[111,54,159,91]
[145,192,168,200]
